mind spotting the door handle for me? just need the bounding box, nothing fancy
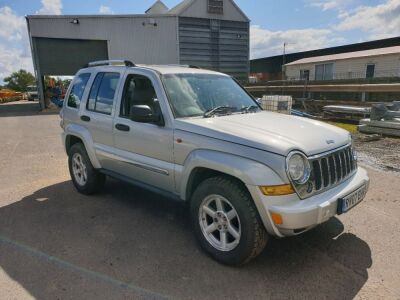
[115,123,130,132]
[80,115,90,122]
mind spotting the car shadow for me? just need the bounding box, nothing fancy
[0,179,372,299]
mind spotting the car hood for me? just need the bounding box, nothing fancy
[175,111,351,156]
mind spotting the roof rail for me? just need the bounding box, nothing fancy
[155,64,202,69]
[86,60,135,67]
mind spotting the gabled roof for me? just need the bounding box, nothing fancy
[168,0,194,14]
[168,0,249,21]
[286,45,400,66]
[145,0,169,15]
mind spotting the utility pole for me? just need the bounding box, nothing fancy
[282,42,286,77]
[282,42,287,95]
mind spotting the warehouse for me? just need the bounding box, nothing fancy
[26,0,250,108]
[284,46,400,81]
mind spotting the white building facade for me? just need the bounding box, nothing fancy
[284,46,400,81]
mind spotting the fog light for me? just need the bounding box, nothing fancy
[259,184,294,196]
[271,212,283,225]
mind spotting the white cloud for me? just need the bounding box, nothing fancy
[250,25,343,59]
[0,6,33,83]
[0,6,25,41]
[336,0,400,39]
[0,0,65,82]
[99,5,114,14]
[36,0,62,15]
[0,45,33,81]
[308,0,356,11]
[310,1,340,11]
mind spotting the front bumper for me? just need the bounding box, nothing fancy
[247,167,369,237]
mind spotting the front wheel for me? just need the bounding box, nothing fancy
[190,176,268,265]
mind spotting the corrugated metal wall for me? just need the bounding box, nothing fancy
[178,17,249,80]
[28,16,179,66]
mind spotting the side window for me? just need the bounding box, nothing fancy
[67,73,91,108]
[86,72,120,115]
[120,74,157,118]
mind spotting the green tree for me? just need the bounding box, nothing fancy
[4,69,36,92]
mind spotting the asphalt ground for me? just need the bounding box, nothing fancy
[0,101,399,299]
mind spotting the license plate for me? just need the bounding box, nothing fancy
[337,182,368,214]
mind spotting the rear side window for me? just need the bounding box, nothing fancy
[87,72,120,115]
[67,73,91,108]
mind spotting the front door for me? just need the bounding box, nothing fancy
[112,71,175,193]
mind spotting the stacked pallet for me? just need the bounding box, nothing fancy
[358,119,400,137]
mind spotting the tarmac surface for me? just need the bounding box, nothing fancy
[0,101,399,299]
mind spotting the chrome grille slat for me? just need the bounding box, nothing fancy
[345,149,351,174]
[307,145,356,198]
[326,157,332,185]
[332,154,338,182]
[318,160,323,188]
[341,151,347,177]
[328,156,336,184]
[337,153,343,180]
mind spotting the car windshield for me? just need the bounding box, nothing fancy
[162,74,259,118]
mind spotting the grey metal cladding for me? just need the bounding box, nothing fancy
[178,17,249,80]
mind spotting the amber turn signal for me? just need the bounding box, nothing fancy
[270,212,283,225]
[259,184,295,196]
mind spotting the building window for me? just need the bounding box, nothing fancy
[67,73,91,109]
[208,0,223,14]
[315,63,334,80]
[300,70,310,81]
[86,72,120,115]
[366,64,375,78]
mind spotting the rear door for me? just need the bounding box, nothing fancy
[112,70,175,193]
[79,68,124,170]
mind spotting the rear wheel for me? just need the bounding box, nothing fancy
[190,176,268,265]
[68,143,105,194]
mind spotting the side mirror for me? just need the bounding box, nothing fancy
[130,105,164,126]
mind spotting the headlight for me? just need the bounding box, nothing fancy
[286,152,311,184]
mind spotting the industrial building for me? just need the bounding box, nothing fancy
[250,36,400,81]
[26,0,250,108]
[285,46,400,81]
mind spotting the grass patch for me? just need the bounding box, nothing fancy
[325,122,358,133]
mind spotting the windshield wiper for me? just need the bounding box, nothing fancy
[203,106,234,118]
[241,105,260,113]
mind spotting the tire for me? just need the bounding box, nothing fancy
[190,176,268,265]
[68,143,105,195]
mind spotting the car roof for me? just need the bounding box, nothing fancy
[80,64,229,77]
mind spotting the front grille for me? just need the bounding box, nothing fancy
[310,145,356,193]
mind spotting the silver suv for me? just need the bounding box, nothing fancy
[61,60,369,265]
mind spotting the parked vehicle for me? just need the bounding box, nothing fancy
[26,85,38,101]
[60,61,369,265]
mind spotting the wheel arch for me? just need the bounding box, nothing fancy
[63,124,101,169]
[180,150,285,201]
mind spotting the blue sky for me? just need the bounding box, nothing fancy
[0,0,399,82]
